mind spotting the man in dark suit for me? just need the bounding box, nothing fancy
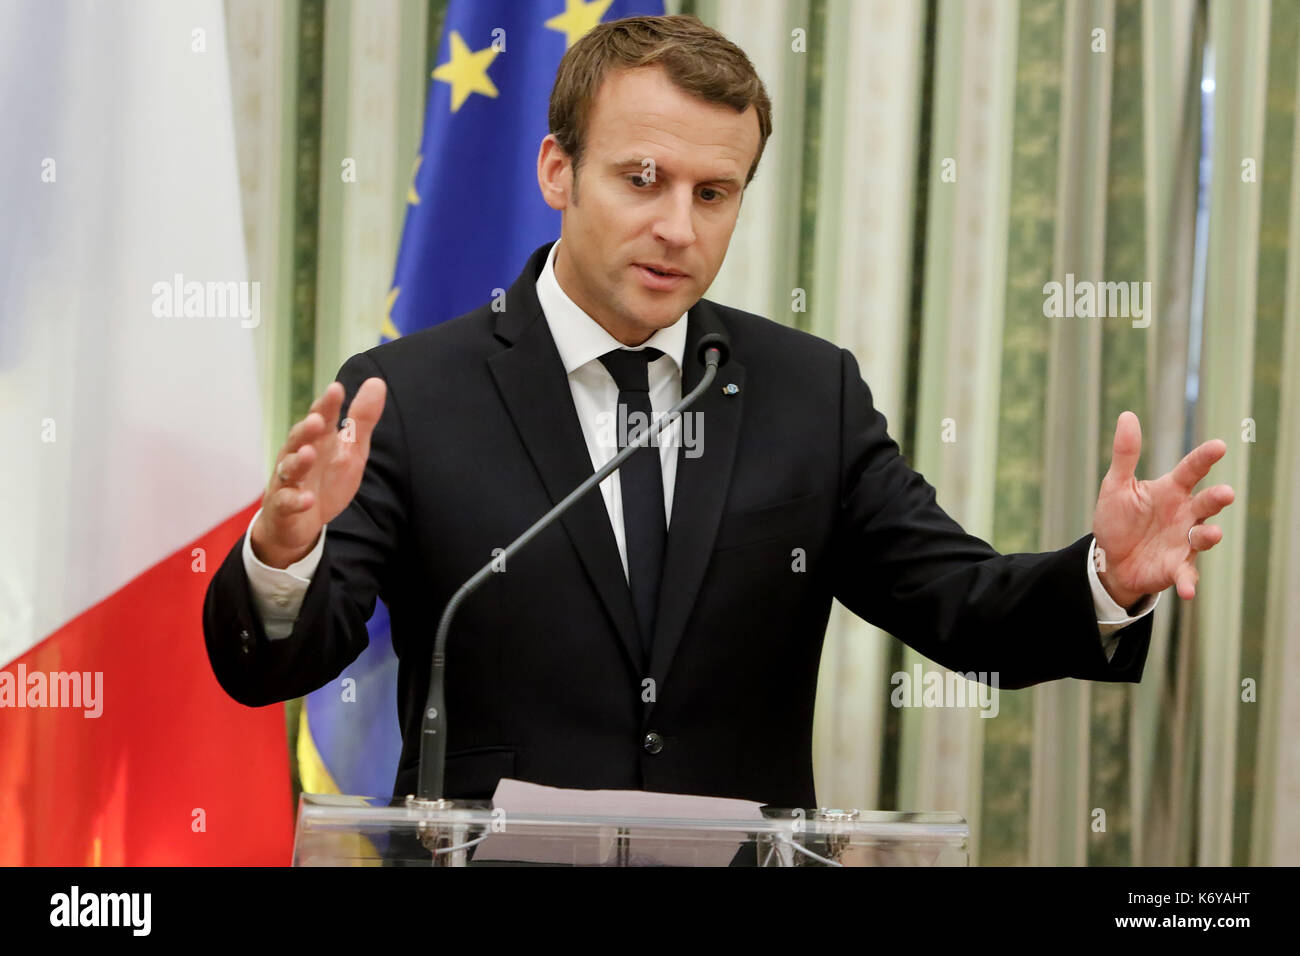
[203,15,1234,807]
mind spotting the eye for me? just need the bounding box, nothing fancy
[699,186,725,202]
[627,173,652,188]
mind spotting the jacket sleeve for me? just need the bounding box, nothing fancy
[828,348,1152,690]
[203,351,409,706]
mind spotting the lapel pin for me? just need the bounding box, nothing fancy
[722,383,739,396]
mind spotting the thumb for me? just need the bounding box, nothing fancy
[1106,410,1141,483]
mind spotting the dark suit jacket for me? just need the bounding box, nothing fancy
[203,240,1153,807]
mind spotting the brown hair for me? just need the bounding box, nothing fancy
[548,14,773,191]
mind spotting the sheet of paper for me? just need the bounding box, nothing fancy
[472,779,767,866]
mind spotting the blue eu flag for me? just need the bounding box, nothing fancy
[301,0,665,798]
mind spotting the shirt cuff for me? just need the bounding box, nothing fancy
[240,507,325,641]
[1087,537,1160,661]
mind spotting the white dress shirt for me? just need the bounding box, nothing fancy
[242,238,1159,656]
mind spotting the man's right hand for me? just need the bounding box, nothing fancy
[250,377,388,569]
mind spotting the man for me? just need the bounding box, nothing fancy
[203,15,1234,807]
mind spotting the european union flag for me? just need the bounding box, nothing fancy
[301,0,665,799]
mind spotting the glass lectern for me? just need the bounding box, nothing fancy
[292,794,970,866]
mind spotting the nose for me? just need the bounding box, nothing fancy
[652,184,696,248]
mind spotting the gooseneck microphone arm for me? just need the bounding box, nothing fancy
[415,333,731,801]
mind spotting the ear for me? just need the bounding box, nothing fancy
[537,134,572,211]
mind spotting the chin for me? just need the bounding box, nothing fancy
[643,295,691,324]
[621,301,679,333]
[646,313,684,333]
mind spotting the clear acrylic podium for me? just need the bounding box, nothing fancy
[292,794,970,866]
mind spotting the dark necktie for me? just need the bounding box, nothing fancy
[598,347,667,662]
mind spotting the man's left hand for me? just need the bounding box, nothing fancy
[1092,411,1235,609]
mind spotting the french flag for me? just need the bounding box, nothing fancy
[0,1,292,864]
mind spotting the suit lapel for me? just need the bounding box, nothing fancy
[487,243,644,674]
[486,245,748,688]
[647,302,745,695]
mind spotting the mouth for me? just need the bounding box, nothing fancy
[633,262,689,291]
[636,262,687,278]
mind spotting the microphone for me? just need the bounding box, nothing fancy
[696,331,729,369]
[414,331,731,803]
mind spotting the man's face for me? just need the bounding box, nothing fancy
[537,65,760,346]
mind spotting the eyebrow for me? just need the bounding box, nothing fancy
[610,156,742,190]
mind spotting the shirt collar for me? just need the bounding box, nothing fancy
[535,238,687,376]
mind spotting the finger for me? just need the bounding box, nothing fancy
[1189,524,1223,552]
[279,411,329,460]
[274,443,317,485]
[1170,438,1227,491]
[1105,411,1142,483]
[266,484,315,516]
[344,377,388,447]
[313,381,345,428]
[1175,562,1199,600]
[1190,483,1235,520]
[277,383,345,459]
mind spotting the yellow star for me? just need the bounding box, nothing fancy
[407,154,422,205]
[545,0,614,48]
[432,31,499,112]
[381,287,401,341]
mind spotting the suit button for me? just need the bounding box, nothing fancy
[239,628,253,654]
[643,732,663,755]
